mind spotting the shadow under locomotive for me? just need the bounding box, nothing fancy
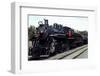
[28,19,88,60]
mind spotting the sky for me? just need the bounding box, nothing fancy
[28,15,88,31]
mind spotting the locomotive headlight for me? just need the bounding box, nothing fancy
[40,30,44,33]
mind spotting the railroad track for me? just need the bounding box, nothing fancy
[46,44,88,60]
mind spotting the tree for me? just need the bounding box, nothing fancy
[28,25,36,41]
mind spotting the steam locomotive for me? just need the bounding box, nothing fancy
[29,19,87,59]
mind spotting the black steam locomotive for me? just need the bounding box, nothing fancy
[29,19,87,59]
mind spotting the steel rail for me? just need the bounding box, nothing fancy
[47,44,87,60]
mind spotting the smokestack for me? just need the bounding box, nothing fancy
[44,19,48,26]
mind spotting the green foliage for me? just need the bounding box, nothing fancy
[28,25,36,41]
[79,31,88,36]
